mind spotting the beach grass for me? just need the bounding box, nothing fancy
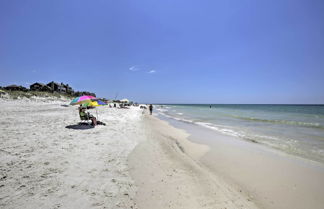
[1,90,74,100]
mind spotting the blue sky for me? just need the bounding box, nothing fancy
[1,0,324,103]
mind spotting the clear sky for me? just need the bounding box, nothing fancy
[1,0,324,104]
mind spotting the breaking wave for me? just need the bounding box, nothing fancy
[231,115,324,129]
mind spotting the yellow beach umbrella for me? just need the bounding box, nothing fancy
[81,100,107,120]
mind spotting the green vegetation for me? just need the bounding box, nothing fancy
[0,90,74,100]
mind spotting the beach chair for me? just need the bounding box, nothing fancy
[79,113,91,125]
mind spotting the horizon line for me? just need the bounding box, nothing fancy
[153,103,324,105]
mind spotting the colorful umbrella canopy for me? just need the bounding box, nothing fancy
[95,100,107,106]
[82,99,107,107]
[70,95,96,105]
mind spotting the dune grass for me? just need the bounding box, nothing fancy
[0,90,74,100]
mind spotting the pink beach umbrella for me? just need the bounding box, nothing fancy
[70,95,96,105]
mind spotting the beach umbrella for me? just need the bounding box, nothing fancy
[82,99,107,107]
[95,100,107,106]
[81,99,107,120]
[70,95,96,105]
[120,98,129,103]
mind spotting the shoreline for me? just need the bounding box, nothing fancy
[2,98,323,209]
[129,114,259,209]
[155,114,324,209]
[156,104,324,164]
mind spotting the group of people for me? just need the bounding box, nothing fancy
[140,104,153,115]
[77,104,154,126]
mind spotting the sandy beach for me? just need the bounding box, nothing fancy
[0,98,258,209]
[0,98,144,208]
[1,98,324,209]
[2,0,324,208]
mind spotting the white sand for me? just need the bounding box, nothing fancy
[0,98,262,209]
[1,98,278,209]
[0,98,145,209]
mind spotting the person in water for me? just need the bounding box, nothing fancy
[79,106,97,126]
[149,104,153,115]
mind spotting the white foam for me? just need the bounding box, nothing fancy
[195,122,244,138]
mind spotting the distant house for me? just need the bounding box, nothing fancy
[40,85,52,92]
[5,85,28,91]
[30,82,46,91]
[61,83,74,95]
[47,81,66,93]
[74,91,96,97]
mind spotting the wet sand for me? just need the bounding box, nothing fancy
[129,115,259,209]
[163,116,324,209]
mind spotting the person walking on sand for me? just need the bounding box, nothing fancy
[149,104,153,115]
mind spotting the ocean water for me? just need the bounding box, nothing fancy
[156,104,324,164]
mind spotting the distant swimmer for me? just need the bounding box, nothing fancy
[210,105,212,108]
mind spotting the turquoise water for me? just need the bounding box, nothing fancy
[156,104,324,163]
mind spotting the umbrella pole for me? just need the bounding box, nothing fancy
[96,109,99,120]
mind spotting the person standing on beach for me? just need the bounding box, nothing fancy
[149,104,153,115]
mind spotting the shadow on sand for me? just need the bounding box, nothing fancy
[65,123,94,130]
